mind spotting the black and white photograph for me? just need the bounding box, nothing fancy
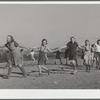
[0,2,100,91]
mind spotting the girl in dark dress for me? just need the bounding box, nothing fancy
[33,39,59,76]
[54,49,62,65]
[0,35,28,79]
[67,37,78,74]
[91,44,96,67]
[60,37,79,74]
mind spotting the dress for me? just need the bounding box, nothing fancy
[84,45,92,65]
[67,41,78,60]
[6,50,15,66]
[38,46,49,65]
[5,41,22,67]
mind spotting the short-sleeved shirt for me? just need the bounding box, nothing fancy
[95,44,100,52]
[67,41,78,55]
[30,52,35,56]
[5,41,19,51]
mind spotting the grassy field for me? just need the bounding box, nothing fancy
[0,56,99,89]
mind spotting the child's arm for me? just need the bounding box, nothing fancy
[78,46,85,50]
[52,46,66,53]
[26,52,31,56]
[18,45,28,50]
[47,47,60,53]
[78,46,83,49]
[29,46,40,51]
[59,46,66,49]
[47,47,53,53]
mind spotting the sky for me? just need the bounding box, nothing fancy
[0,4,100,48]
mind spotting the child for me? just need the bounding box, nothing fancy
[33,39,58,76]
[20,49,24,66]
[95,39,100,70]
[27,49,35,66]
[60,37,79,74]
[67,37,79,74]
[54,49,62,65]
[0,35,27,79]
[83,40,92,72]
[91,44,96,67]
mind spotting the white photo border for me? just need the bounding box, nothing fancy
[0,1,100,99]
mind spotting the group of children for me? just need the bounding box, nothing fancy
[0,35,100,79]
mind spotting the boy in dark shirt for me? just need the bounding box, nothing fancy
[67,37,78,74]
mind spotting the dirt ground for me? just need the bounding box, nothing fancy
[0,57,100,89]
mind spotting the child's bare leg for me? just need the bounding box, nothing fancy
[66,58,68,65]
[96,58,99,69]
[5,62,9,69]
[54,59,57,64]
[18,63,27,78]
[60,59,62,64]
[4,60,12,79]
[98,56,100,69]
[32,58,35,66]
[41,65,50,75]
[38,65,42,75]
[75,58,78,67]
[72,60,77,74]
[91,60,93,67]
[21,59,23,66]
[86,65,88,72]
[88,65,91,72]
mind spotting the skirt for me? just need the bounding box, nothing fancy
[84,52,92,65]
[11,49,22,66]
[6,51,13,61]
[38,51,46,65]
[95,52,100,61]
[69,53,76,60]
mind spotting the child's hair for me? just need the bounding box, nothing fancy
[70,37,76,41]
[91,44,96,48]
[20,49,23,52]
[85,40,90,46]
[97,39,100,44]
[41,39,48,46]
[91,44,96,52]
[31,49,34,52]
[85,40,89,43]
[7,35,14,43]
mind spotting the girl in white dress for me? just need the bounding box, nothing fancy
[83,40,92,72]
[91,44,96,67]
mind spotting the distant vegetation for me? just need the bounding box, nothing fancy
[0,47,83,63]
